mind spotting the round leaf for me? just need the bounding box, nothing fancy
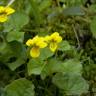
[5,78,35,96]
[52,73,89,95]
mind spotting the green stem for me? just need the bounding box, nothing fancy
[72,24,80,49]
[7,0,15,7]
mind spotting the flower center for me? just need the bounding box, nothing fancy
[51,39,56,43]
[33,45,39,49]
[0,11,7,15]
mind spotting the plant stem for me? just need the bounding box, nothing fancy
[72,24,80,49]
[7,0,15,6]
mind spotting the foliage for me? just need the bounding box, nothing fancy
[0,0,96,96]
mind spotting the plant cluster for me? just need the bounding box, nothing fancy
[26,32,62,58]
[0,0,96,96]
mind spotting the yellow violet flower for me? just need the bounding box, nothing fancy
[26,36,47,58]
[44,35,51,42]
[26,39,33,46]
[45,32,62,52]
[0,6,15,22]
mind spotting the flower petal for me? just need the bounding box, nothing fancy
[44,35,51,42]
[49,42,57,52]
[26,39,34,46]
[0,6,5,13]
[32,36,39,43]
[50,32,59,39]
[30,47,40,58]
[0,15,8,22]
[33,36,48,48]
[37,41,47,48]
[5,6,15,15]
[50,32,62,43]
[55,36,62,43]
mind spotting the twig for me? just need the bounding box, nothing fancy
[72,24,80,49]
[7,0,15,7]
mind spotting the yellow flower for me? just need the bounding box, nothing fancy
[26,36,47,58]
[44,35,51,42]
[50,32,62,43]
[26,39,33,46]
[46,32,62,52]
[30,47,40,58]
[0,6,15,22]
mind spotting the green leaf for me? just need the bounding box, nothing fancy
[58,41,71,51]
[7,58,26,71]
[29,0,43,25]
[41,58,62,79]
[61,59,82,75]
[8,41,26,58]
[52,73,89,95]
[39,0,52,12]
[0,42,6,53]
[59,0,85,6]
[90,16,96,38]
[4,11,29,31]
[0,41,27,70]
[62,6,85,16]
[7,31,24,42]
[27,58,45,75]
[41,58,82,79]
[89,4,96,13]
[0,43,14,63]
[47,8,60,22]
[6,41,27,70]
[5,78,35,96]
[39,47,54,60]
